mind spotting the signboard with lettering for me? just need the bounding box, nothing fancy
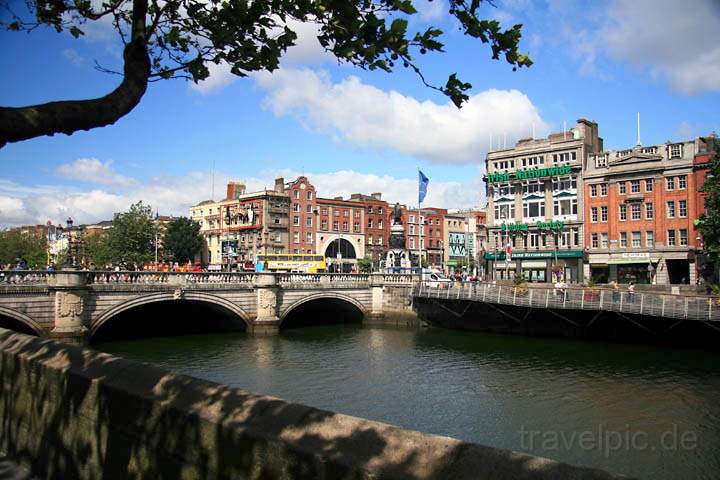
[484,250,584,260]
[449,232,474,258]
[487,165,573,184]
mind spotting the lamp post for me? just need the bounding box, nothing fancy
[63,217,76,269]
[154,211,160,267]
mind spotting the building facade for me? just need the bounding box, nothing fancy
[315,196,366,271]
[190,181,290,266]
[402,207,446,268]
[584,137,714,284]
[347,193,390,267]
[484,119,602,282]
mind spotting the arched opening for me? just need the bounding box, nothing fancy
[0,312,40,336]
[281,296,365,329]
[324,238,357,273]
[92,299,247,342]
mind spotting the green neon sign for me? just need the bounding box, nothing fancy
[487,165,572,184]
[500,223,529,232]
[536,220,564,230]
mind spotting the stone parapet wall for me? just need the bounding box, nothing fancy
[0,328,628,480]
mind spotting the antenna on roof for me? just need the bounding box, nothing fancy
[636,112,642,147]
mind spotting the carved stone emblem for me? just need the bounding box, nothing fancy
[258,289,275,311]
[58,293,83,318]
[173,288,184,300]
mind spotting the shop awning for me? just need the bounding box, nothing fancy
[607,258,659,265]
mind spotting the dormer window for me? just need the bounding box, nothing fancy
[669,143,682,159]
[594,154,608,168]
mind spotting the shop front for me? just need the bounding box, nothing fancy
[606,253,658,284]
[484,250,584,283]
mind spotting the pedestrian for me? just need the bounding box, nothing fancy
[610,280,620,302]
[627,282,635,303]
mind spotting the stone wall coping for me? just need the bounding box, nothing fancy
[0,328,631,479]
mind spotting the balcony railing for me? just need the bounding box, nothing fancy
[414,283,720,322]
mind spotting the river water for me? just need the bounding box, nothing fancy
[96,325,720,479]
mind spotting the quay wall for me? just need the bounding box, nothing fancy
[0,328,628,480]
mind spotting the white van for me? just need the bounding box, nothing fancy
[422,271,452,288]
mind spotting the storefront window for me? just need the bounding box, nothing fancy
[618,264,651,284]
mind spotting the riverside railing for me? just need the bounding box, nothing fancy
[0,270,52,284]
[414,283,720,322]
[87,271,256,285]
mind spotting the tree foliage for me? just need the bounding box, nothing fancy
[357,255,373,273]
[163,216,203,263]
[0,0,531,147]
[83,232,115,268]
[698,138,720,260]
[106,201,156,267]
[0,230,48,269]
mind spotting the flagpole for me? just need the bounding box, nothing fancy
[417,167,421,274]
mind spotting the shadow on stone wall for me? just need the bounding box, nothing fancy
[0,329,628,480]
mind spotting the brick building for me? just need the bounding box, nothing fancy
[347,193,390,267]
[584,136,714,284]
[286,176,318,254]
[403,207,446,268]
[315,196,366,272]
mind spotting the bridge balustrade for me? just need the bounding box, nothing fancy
[0,271,51,284]
[415,283,720,322]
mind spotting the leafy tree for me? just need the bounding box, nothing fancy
[698,137,720,261]
[0,0,531,147]
[357,255,373,273]
[106,201,156,268]
[163,216,203,263]
[83,232,115,268]
[0,230,48,269]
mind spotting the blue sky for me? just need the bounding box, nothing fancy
[1,0,719,227]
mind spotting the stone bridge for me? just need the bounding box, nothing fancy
[0,271,418,342]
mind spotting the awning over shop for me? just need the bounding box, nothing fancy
[484,250,584,260]
[607,258,659,265]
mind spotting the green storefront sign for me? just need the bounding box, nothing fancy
[499,221,564,232]
[486,165,573,184]
[484,250,584,260]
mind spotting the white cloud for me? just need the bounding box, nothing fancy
[255,68,548,163]
[0,168,485,228]
[55,158,136,188]
[190,61,237,94]
[62,48,85,66]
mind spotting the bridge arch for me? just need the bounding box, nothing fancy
[0,306,44,336]
[279,292,368,328]
[91,291,252,338]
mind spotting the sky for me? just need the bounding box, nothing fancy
[1,0,719,228]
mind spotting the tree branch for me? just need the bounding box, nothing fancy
[0,0,150,149]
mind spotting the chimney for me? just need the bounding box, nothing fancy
[274,177,285,193]
[371,192,382,200]
[333,196,344,201]
[226,181,246,199]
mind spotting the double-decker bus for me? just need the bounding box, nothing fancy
[255,254,327,273]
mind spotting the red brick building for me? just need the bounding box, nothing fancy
[347,193,390,267]
[402,206,447,268]
[286,176,318,254]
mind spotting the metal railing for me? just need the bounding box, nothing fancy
[414,283,720,322]
[276,273,370,285]
[87,271,256,285]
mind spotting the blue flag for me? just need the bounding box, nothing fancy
[418,170,429,204]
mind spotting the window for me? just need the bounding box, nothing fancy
[378,207,383,215]
[321,220,328,230]
[528,232,539,248]
[572,227,579,246]
[409,215,415,223]
[354,222,360,232]
[667,201,676,218]
[619,204,627,221]
[601,206,608,222]
[377,237,382,245]
[679,229,688,246]
[522,181,545,195]
[494,183,513,198]
[594,154,608,168]
[494,203,515,221]
[368,219,374,229]
[306,217,312,227]
[620,232,627,248]
[678,175,687,189]
[591,207,598,223]
[293,203,300,212]
[590,185,598,197]
[667,230,676,246]
[666,177,675,190]
[293,232,299,243]
[307,191,313,200]
[306,204,312,213]
[619,182,626,194]
[409,225,415,235]
[646,231,654,247]
[378,220,383,229]
[631,204,641,220]
[679,200,687,217]
[522,200,545,219]
[306,232,312,243]
[632,231,641,247]
[368,235,373,244]
[631,180,641,193]
[601,183,608,196]
[333,210,339,217]
[409,238,415,249]
[294,190,299,199]
[368,206,373,213]
[591,233,599,248]
[554,152,575,164]
[321,208,327,215]
[554,198,578,216]
[646,178,653,192]
[343,210,349,217]
[670,144,682,159]
[354,209,360,218]
[333,221,339,231]
[645,203,654,219]
[521,155,545,167]
[293,215,299,226]
[552,176,577,191]
[601,232,609,248]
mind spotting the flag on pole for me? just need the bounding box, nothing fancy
[418,170,429,204]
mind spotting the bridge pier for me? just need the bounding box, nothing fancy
[367,273,386,322]
[49,271,89,345]
[251,273,281,336]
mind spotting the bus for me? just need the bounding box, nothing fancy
[256,254,327,273]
